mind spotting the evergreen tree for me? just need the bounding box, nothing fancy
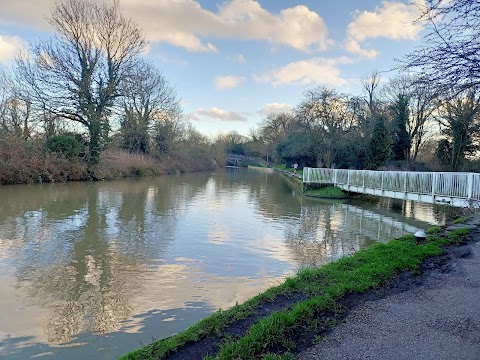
[367,115,392,169]
[390,94,411,161]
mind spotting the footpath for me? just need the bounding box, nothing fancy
[298,217,480,360]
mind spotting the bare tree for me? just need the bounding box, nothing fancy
[382,74,438,160]
[402,0,480,94]
[435,89,480,171]
[153,113,187,155]
[259,112,295,144]
[0,66,11,134]
[120,60,181,154]
[16,0,146,165]
[361,70,381,116]
[295,87,358,167]
[0,66,34,139]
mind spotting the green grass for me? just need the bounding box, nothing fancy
[303,186,348,199]
[452,217,468,224]
[120,226,470,360]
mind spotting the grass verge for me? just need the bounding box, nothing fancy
[303,186,348,199]
[120,227,470,360]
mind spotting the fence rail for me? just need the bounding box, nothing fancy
[303,168,480,208]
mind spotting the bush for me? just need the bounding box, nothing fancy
[46,134,84,159]
[0,136,87,184]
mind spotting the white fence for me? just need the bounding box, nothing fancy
[303,168,480,208]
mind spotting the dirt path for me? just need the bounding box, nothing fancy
[298,222,480,360]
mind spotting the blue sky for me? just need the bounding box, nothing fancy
[0,0,425,137]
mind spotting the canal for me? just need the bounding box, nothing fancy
[0,168,457,359]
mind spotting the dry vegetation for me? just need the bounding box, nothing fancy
[0,136,87,184]
[0,137,217,185]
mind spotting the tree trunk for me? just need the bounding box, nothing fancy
[88,120,101,166]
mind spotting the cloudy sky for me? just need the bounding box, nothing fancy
[0,0,425,137]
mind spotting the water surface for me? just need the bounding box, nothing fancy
[0,169,453,359]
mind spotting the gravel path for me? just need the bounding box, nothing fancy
[298,225,480,360]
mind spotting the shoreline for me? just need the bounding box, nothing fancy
[299,220,480,359]
[275,168,349,200]
[120,217,474,360]
[0,149,218,186]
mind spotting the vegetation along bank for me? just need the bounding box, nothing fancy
[3,1,480,185]
[120,222,471,360]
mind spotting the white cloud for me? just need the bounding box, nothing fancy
[190,107,248,122]
[344,39,378,59]
[345,1,422,58]
[259,103,292,116]
[0,0,331,53]
[214,1,331,52]
[215,75,246,90]
[256,57,353,87]
[0,35,23,62]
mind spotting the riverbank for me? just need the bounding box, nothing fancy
[275,167,348,199]
[299,219,480,360]
[120,219,472,359]
[0,141,217,185]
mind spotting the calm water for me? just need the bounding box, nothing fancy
[0,168,454,359]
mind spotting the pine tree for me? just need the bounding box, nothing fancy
[367,115,392,169]
[390,94,411,161]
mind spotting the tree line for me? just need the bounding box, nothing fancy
[245,74,478,172]
[1,0,479,184]
[0,0,214,183]
[227,1,480,173]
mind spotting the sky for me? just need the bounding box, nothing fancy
[0,0,426,138]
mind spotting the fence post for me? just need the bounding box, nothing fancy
[467,173,474,199]
[432,173,437,201]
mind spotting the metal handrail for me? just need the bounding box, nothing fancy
[303,168,480,204]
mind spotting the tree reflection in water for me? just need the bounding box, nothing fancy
[0,169,449,358]
[0,175,209,344]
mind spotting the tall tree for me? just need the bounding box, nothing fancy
[390,94,411,161]
[402,0,480,94]
[259,112,295,144]
[382,74,438,161]
[295,87,357,168]
[367,115,392,169]
[361,70,381,117]
[120,60,181,154]
[16,0,146,165]
[0,66,33,139]
[435,90,480,171]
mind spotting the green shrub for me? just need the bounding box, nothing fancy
[46,134,84,159]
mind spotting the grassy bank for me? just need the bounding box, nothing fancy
[121,225,470,360]
[303,185,348,199]
[274,165,347,199]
